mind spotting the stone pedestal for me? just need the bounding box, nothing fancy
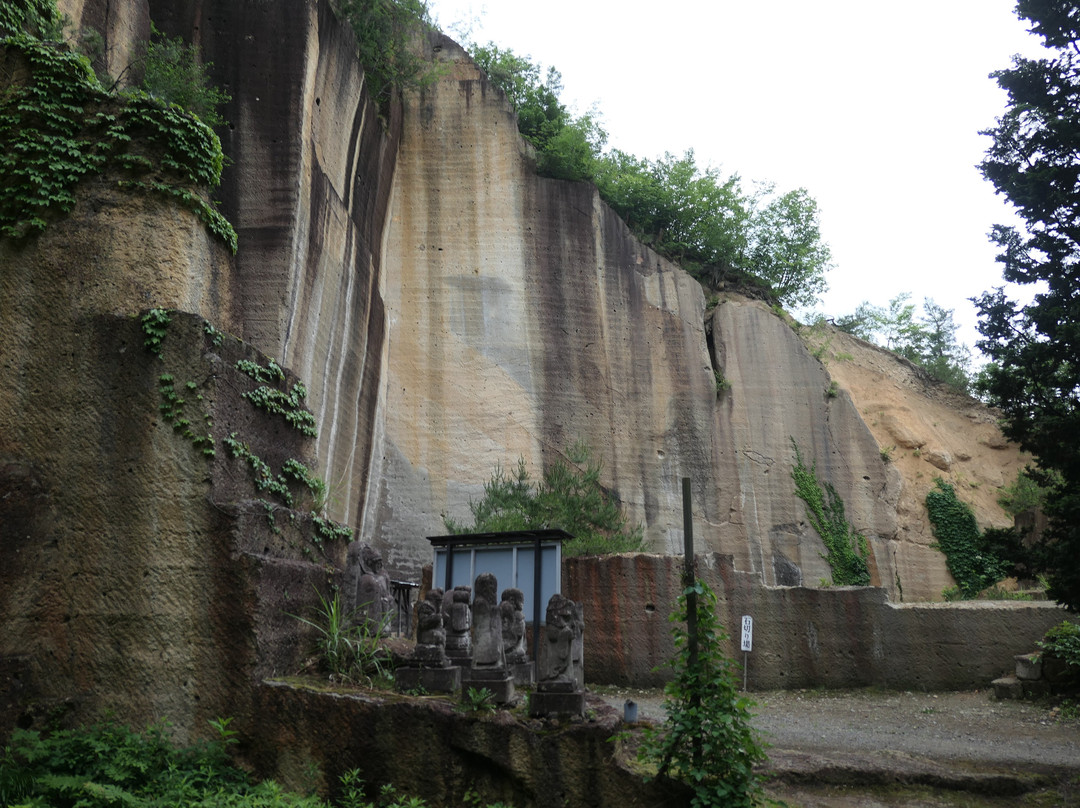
[529,685,585,718]
[509,661,535,687]
[395,665,461,694]
[462,668,515,704]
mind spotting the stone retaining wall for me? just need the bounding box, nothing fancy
[565,553,1069,690]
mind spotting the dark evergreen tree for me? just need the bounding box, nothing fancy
[974,0,1080,609]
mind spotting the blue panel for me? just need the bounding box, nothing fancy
[473,548,515,593]
[432,541,562,626]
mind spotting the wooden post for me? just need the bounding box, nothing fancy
[682,477,701,768]
[682,477,697,666]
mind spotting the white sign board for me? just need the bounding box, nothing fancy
[740,615,753,652]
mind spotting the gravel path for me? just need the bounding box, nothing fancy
[593,686,1080,806]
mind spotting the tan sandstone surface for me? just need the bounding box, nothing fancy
[31,0,1030,606]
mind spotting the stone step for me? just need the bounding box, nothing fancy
[992,674,1022,700]
[991,673,1052,700]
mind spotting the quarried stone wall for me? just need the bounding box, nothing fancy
[565,553,1068,691]
[245,681,690,808]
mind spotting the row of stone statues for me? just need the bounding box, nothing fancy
[415,577,529,667]
[345,542,586,715]
[399,572,586,715]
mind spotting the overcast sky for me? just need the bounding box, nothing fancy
[427,0,1052,358]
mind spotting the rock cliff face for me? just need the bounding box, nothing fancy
[0,0,1040,767]
[19,0,1026,610]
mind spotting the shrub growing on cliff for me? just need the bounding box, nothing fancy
[925,478,1009,599]
[0,23,236,250]
[790,440,871,586]
[141,24,231,128]
[467,43,832,307]
[637,579,766,807]
[444,443,645,556]
[335,0,438,111]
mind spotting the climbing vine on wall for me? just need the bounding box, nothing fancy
[790,440,871,586]
[0,32,236,251]
[140,309,341,551]
[925,478,1008,599]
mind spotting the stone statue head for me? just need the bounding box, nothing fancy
[474,572,498,604]
[546,593,574,629]
[361,544,384,576]
[501,587,524,611]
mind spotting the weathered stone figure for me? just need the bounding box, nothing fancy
[443,585,472,660]
[412,588,448,666]
[500,588,527,664]
[356,543,394,635]
[530,592,585,717]
[471,573,504,668]
[396,588,461,693]
[539,593,576,685]
[461,574,515,703]
[343,540,365,612]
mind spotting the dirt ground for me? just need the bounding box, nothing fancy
[592,686,1080,807]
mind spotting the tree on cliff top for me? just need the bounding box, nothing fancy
[974,0,1080,609]
[336,0,438,110]
[444,443,645,557]
[468,43,833,308]
[836,294,972,393]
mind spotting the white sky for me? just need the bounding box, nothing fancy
[428,0,1052,359]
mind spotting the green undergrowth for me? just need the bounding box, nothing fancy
[0,717,516,807]
[0,31,236,250]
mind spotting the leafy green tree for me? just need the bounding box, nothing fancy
[637,579,766,807]
[836,294,971,392]
[595,150,750,271]
[444,443,645,557]
[747,186,832,309]
[973,0,1080,609]
[336,0,437,110]
[470,43,606,181]
[470,44,832,307]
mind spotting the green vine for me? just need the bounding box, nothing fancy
[141,309,217,460]
[139,312,349,549]
[0,32,236,251]
[140,307,170,357]
[925,478,1008,599]
[790,439,871,586]
[312,514,353,546]
[235,359,318,437]
[223,434,325,510]
[157,373,214,458]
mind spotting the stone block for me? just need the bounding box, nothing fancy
[992,675,1022,700]
[461,670,515,704]
[395,665,461,694]
[1021,679,1051,699]
[1014,653,1042,681]
[509,661,535,687]
[529,689,585,718]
